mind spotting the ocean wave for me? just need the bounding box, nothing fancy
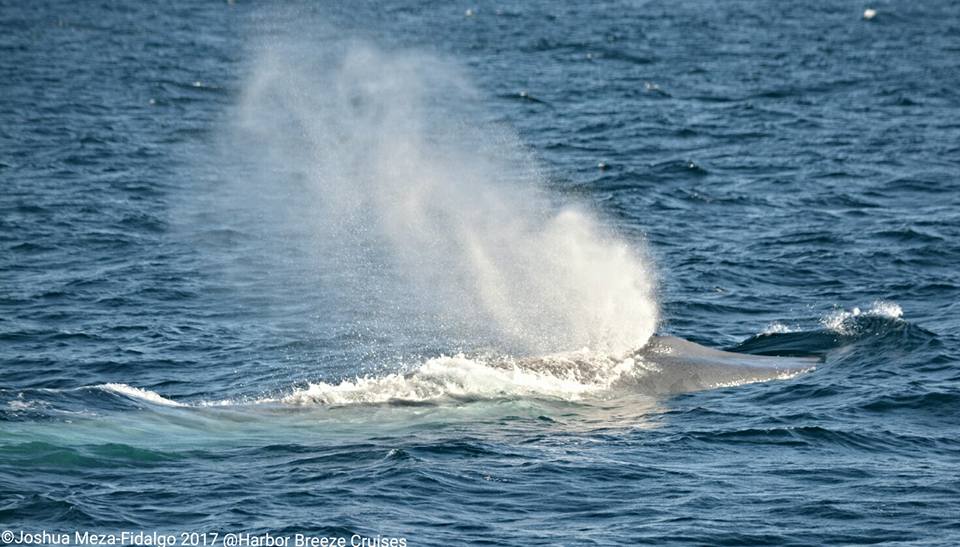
[1,384,184,417]
[98,383,185,407]
[821,301,903,334]
[762,322,799,335]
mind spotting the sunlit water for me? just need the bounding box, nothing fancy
[2,1,959,545]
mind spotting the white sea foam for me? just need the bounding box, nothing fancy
[821,301,903,334]
[762,322,798,335]
[7,399,34,411]
[13,348,655,410]
[274,350,642,405]
[100,383,185,407]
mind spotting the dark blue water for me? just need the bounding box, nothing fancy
[3,1,960,545]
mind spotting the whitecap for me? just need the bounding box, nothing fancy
[99,383,185,407]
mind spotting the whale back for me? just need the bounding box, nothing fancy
[629,335,819,394]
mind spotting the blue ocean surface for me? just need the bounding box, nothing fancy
[2,0,960,545]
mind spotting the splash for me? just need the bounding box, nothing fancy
[227,41,658,356]
[277,351,642,405]
[101,384,185,407]
[822,301,903,334]
[762,322,798,335]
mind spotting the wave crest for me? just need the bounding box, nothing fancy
[822,301,903,334]
[279,351,641,406]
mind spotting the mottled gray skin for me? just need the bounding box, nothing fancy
[628,336,818,395]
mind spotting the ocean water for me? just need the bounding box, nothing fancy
[2,0,960,545]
